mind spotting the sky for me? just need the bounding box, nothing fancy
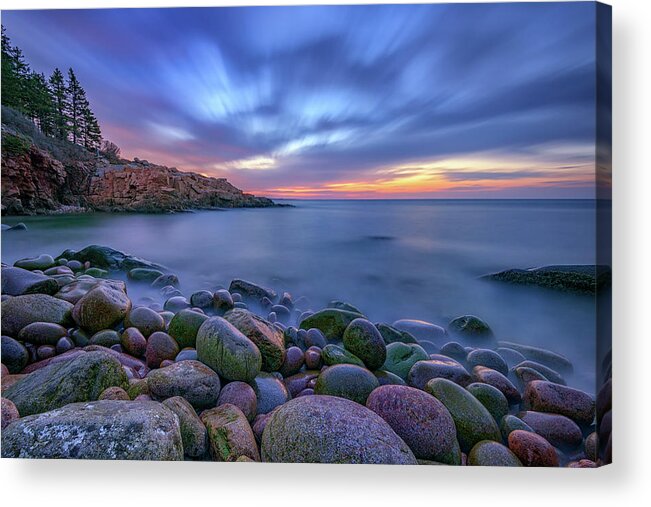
[2,3,608,199]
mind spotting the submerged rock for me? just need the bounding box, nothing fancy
[447,315,494,342]
[392,319,447,343]
[483,265,611,294]
[261,395,417,464]
[1,400,183,460]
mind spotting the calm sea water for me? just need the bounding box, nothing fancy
[1,199,604,392]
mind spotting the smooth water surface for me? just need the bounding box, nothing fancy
[2,199,601,391]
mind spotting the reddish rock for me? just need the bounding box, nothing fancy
[98,386,130,400]
[518,411,583,451]
[121,327,147,357]
[1,397,20,429]
[472,366,521,404]
[145,331,179,368]
[217,381,257,422]
[567,459,598,468]
[507,429,559,467]
[523,380,595,426]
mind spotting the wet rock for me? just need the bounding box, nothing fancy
[1,294,73,336]
[374,370,407,386]
[382,342,429,380]
[14,254,55,271]
[127,267,164,283]
[392,319,447,343]
[162,396,207,459]
[163,296,190,313]
[1,266,58,296]
[217,381,257,422]
[304,346,322,369]
[3,351,129,416]
[196,317,262,383]
[466,382,509,422]
[152,273,180,289]
[213,289,235,314]
[190,290,213,309]
[314,364,379,405]
[90,329,121,348]
[72,283,131,334]
[1,397,19,429]
[55,336,75,355]
[366,385,461,464]
[472,366,521,404]
[168,309,209,349]
[84,268,108,278]
[229,279,276,303]
[500,414,534,441]
[518,411,583,451]
[299,308,365,341]
[36,345,56,360]
[468,440,522,466]
[98,386,130,400]
[425,377,501,452]
[1,400,183,460]
[498,341,573,374]
[523,381,595,426]
[507,429,559,467]
[495,347,527,368]
[467,349,508,376]
[175,348,198,362]
[513,366,549,390]
[439,341,468,363]
[147,359,221,409]
[201,404,260,462]
[304,328,327,348]
[284,371,320,398]
[278,346,304,377]
[124,306,166,337]
[407,357,472,390]
[56,245,166,272]
[1,336,29,373]
[512,360,566,386]
[376,323,418,344]
[144,331,180,369]
[120,327,147,357]
[321,344,365,367]
[223,308,285,372]
[342,318,386,370]
[483,265,610,295]
[252,372,291,414]
[261,395,417,464]
[447,315,494,342]
[53,278,99,304]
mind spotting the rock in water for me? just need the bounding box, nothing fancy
[3,351,129,416]
[196,316,262,382]
[147,360,221,409]
[425,378,501,453]
[1,400,183,460]
[342,318,387,370]
[299,308,365,341]
[201,404,260,462]
[228,279,277,302]
[1,267,58,296]
[56,245,167,272]
[447,315,494,342]
[366,385,461,464]
[482,265,611,294]
[223,308,286,372]
[261,395,417,464]
[72,282,131,333]
[1,294,73,336]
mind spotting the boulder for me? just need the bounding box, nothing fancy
[162,396,208,459]
[127,268,164,283]
[512,360,566,386]
[228,279,277,302]
[261,395,417,464]
[407,357,472,390]
[147,360,221,409]
[498,341,573,374]
[299,308,365,341]
[1,336,29,373]
[376,323,418,344]
[518,411,583,451]
[523,381,595,426]
[56,245,166,272]
[366,385,461,464]
[3,351,129,416]
[467,440,522,466]
[1,267,58,296]
[314,364,379,405]
[447,315,494,342]
[321,344,365,367]
[1,294,73,336]
[18,322,67,346]
[168,309,209,349]
[251,372,291,415]
[425,377,501,453]
[223,309,285,372]
[14,254,55,271]
[392,319,447,343]
[500,414,534,441]
[472,366,522,404]
[466,382,509,422]
[467,349,509,376]
[201,404,260,462]
[217,381,257,422]
[145,332,180,368]
[196,317,262,383]
[507,429,559,467]
[1,400,183,460]
[124,306,166,337]
[72,283,131,334]
[1,397,19,429]
[382,342,429,380]
[342,318,386,370]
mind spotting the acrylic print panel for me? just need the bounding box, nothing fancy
[0,2,611,466]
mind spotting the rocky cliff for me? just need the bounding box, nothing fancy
[1,107,276,215]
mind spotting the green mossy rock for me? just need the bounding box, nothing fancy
[223,308,285,372]
[168,309,209,349]
[162,396,208,459]
[124,306,166,337]
[299,308,365,341]
[376,323,418,344]
[201,403,260,462]
[425,377,501,453]
[447,315,494,341]
[500,415,534,441]
[3,351,129,416]
[196,316,262,383]
[467,440,522,466]
[321,344,365,367]
[466,382,509,422]
[14,254,55,271]
[342,318,387,370]
[1,400,183,460]
[127,268,164,283]
[261,395,417,464]
[382,342,429,380]
[1,294,73,336]
[89,329,121,347]
[314,363,379,405]
[147,359,221,409]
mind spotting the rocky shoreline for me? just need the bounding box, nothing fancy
[1,245,611,465]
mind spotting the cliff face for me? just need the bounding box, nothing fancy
[1,112,276,214]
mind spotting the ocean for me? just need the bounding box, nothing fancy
[1,199,605,392]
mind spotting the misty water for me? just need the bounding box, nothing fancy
[1,199,604,392]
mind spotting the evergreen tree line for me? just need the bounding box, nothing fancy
[1,26,102,151]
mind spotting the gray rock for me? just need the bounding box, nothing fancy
[392,319,447,342]
[229,279,277,302]
[1,294,73,336]
[162,396,207,459]
[147,359,221,409]
[1,267,58,296]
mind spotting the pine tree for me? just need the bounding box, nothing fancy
[25,72,55,135]
[49,68,69,140]
[81,96,102,150]
[1,26,31,112]
[66,68,85,144]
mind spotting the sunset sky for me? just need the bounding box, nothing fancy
[3,3,607,199]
